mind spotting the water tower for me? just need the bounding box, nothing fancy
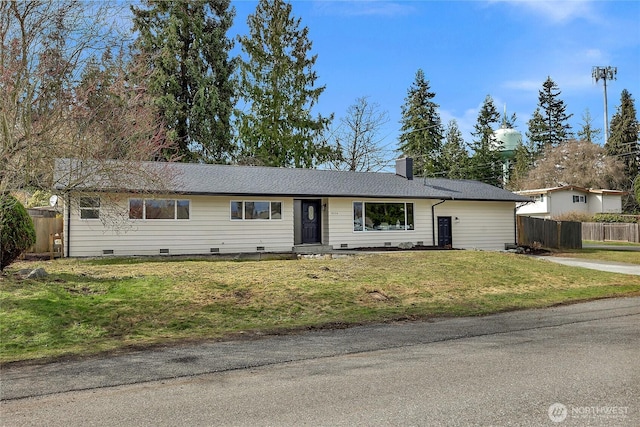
[490,121,522,185]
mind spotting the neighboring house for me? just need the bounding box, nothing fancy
[53,158,530,257]
[515,186,625,219]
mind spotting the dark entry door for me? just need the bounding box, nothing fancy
[437,216,452,247]
[301,200,321,244]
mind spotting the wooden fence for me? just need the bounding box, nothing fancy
[28,216,64,254]
[517,216,582,249]
[582,222,640,243]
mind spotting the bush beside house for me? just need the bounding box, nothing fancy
[1,194,36,271]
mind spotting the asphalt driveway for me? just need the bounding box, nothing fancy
[536,255,640,275]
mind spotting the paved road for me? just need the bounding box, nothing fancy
[2,297,639,426]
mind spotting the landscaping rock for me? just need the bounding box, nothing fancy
[398,242,414,250]
[26,268,48,279]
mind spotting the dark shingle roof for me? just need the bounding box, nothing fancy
[54,159,530,202]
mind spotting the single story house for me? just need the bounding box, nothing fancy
[53,158,530,257]
[515,186,625,219]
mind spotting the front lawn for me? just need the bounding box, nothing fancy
[2,251,640,364]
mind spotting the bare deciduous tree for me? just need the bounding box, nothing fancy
[326,96,391,172]
[514,139,626,190]
[0,0,173,197]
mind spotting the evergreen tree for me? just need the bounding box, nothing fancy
[525,108,547,157]
[529,76,573,151]
[236,0,334,168]
[440,120,469,179]
[501,110,518,128]
[507,141,534,190]
[132,0,236,163]
[576,108,602,143]
[467,95,502,186]
[398,69,443,177]
[606,89,640,211]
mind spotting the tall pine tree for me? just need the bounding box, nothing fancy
[236,0,333,168]
[606,89,639,211]
[440,120,469,179]
[131,0,236,163]
[527,76,572,153]
[525,108,546,158]
[398,69,443,177]
[467,95,502,187]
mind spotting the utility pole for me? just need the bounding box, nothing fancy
[592,66,617,145]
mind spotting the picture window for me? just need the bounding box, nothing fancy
[231,201,283,220]
[129,198,190,220]
[353,202,414,231]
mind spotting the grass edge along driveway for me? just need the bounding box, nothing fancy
[2,250,640,364]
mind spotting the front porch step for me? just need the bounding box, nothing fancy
[292,244,334,254]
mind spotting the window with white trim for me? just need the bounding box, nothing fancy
[129,198,190,220]
[353,202,414,231]
[79,197,100,219]
[231,201,282,220]
[572,195,587,203]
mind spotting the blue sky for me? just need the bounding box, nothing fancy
[230,0,640,158]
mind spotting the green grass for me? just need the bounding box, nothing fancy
[2,251,640,364]
[583,240,640,247]
[556,248,640,264]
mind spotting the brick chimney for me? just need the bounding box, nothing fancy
[395,157,413,180]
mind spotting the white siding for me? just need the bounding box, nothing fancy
[65,193,519,256]
[601,194,623,213]
[66,194,294,257]
[516,197,549,218]
[433,201,516,250]
[588,193,622,214]
[588,194,604,214]
[550,190,589,217]
[326,199,516,251]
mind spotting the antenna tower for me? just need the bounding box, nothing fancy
[592,66,617,145]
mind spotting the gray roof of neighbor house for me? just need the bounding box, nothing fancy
[53,158,531,202]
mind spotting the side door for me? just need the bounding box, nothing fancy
[437,216,452,247]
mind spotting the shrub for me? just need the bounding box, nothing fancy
[1,194,36,271]
[552,211,593,223]
[593,213,639,224]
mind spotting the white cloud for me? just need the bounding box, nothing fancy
[441,106,482,142]
[488,0,597,23]
[312,1,417,17]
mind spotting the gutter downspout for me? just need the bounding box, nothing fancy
[513,207,517,246]
[431,200,446,246]
[66,193,71,258]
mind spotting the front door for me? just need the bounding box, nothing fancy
[301,200,321,244]
[437,216,452,247]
